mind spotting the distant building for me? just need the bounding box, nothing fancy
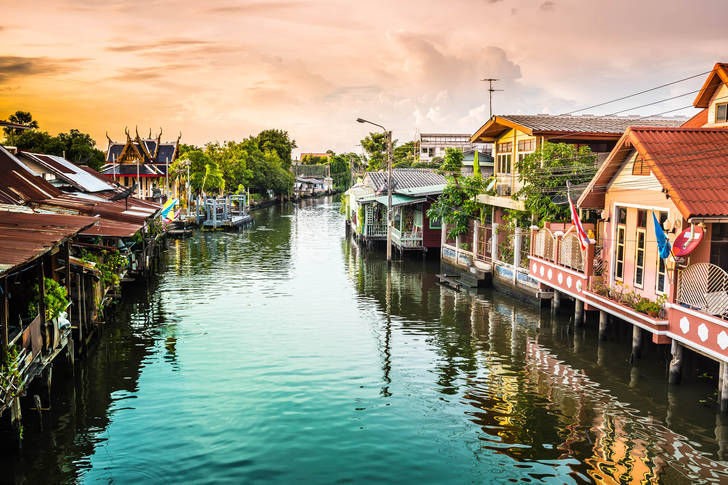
[102,128,180,200]
[418,133,491,164]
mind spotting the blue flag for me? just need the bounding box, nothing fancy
[653,212,671,259]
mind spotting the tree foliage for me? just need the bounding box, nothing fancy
[393,141,417,168]
[515,142,595,223]
[255,129,296,170]
[440,147,464,173]
[2,111,105,170]
[361,132,392,171]
[427,175,488,239]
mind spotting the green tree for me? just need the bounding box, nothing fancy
[2,110,38,142]
[361,132,395,171]
[205,141,252,191]
[173,147,211,195]
[255,129,297,170]
[427,175,487,239]
[201,161,225,195]
[393,140,417,168]
[515,142,595,223]
[301,153,328,165]
[441,147,464,173]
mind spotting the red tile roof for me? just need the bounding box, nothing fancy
[579,127,728,219]
[681,108,708,128]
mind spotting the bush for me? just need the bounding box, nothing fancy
[28,277,69,320]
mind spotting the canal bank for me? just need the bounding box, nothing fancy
[3,197,728,484]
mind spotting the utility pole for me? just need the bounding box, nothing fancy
[480,78,503,118]
[386,130,393,263]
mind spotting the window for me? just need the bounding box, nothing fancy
[429,215,441,229]
[632,157,651,176]
[717,103,728,123]
[656,212,668,294]
[517,139,536,152]
[636,209,647,228]
[497,154,512,174]
[497,142,512,153]
[634,229,646,288]
[615,206,626,281]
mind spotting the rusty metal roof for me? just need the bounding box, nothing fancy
[0,211,98,274]
[0,146,61,204]
[579,127,728,219]
[20,152,116,193]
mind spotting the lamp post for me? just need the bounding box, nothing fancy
[356,117,393,262]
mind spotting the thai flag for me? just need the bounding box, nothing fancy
[569,194,591,251]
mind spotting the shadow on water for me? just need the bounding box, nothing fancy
[4,196,728,484]
[341,234,728,483]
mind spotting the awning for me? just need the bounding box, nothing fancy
[394,184,445,197]
[373,194,426,207]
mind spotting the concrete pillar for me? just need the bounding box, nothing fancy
[717,413,728,460]
[574,299,584,327]
[631,326,642,363]
[552,291,561,313]
[721,362,728,413]
[630,366,640,388]
[598,310,608,340]
[491,222,500,261]
[513,227,522,284]
[597,340,606,366]
[669,340,683,385]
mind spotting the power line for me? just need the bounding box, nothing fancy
[562,69,714,115]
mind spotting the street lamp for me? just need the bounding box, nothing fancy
[356,117,394,262]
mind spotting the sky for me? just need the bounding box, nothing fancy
[2,0,727,156]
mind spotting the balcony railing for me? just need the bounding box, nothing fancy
[365,223,387,238]
[392,227,423,248]
[677,262,728,318]
[559,230,584,272]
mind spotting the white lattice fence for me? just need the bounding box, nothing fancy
[677,263,728,316]
[559,233,584,272]
[534,228,555,262]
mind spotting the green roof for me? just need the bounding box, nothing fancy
[373,194,426,207]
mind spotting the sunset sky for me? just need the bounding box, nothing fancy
[2,0,726,155]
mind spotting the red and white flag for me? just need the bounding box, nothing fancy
[569,195,591,251]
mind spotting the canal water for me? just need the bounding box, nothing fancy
[4,197,728,484]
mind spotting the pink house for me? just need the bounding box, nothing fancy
[527,64,728,408]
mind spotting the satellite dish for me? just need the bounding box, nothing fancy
[673,225,704,257]
[110,184,137,201]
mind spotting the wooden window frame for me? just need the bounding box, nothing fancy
[717,102,728,123]
[615,225,626,281]
[634,228,646,288]
[497,153,512,175]
[655,211,668,294]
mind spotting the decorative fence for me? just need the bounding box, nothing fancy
[475,224,492,262]
[677,263,728,318]
[392,227,423,248]
[559,229,584,272]
[533,227,555,262]
[365,205,387,237]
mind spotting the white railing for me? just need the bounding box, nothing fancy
[366,224,387,237]
[392,227,423,248]
[559,231,584,272]
[677,263,728,317]
[533,227,555,262]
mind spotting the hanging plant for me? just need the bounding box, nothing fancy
[28,277,68,321]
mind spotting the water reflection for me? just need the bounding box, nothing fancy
[342,233,728,483]
[3,198,728,484]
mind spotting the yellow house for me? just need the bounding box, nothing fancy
[469,114,685,215]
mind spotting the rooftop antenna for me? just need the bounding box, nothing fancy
[480,78,503,118]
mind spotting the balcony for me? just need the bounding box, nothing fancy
[392,227,423,249]
[365,223,387,238]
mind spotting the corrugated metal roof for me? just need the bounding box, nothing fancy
[20,152,115,193]
[0,211,98,274]
[365,169,447,192]
[395,184,446,197]
[0,146,62,204]
[579,127,728,219]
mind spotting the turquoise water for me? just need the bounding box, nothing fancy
[5,197,728,484]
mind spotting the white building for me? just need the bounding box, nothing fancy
[418,133,491,163]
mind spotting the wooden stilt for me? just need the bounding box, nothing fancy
[552,291,561,313]
[669,340,682,384]
[574,299,584,327]
[598,310,608,341]
[631,326,642,363]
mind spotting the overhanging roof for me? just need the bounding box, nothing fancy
[395,184,445,197]
[693,63,728,108]
[374,194,426,207]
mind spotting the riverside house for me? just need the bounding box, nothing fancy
[344,169,446,253]
[526,63,728,407]
[460,113,686,295]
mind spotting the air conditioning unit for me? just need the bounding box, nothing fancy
[497,184,511,197]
